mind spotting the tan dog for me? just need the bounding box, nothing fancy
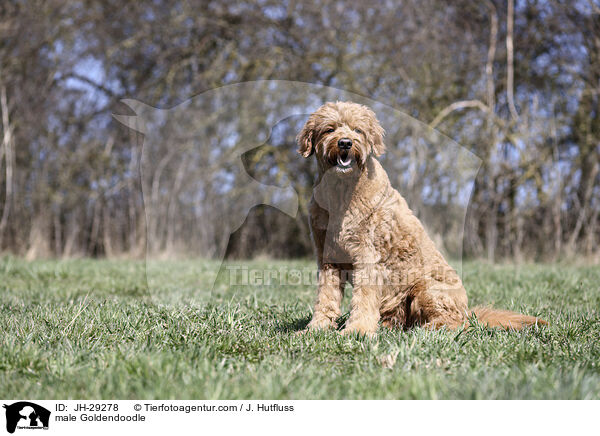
[297,101,546,335]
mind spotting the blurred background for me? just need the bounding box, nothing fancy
[0,0,598,262]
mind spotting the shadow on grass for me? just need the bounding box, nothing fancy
[276,312,352,334]
[276,315,311,333]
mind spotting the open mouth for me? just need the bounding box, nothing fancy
[336,155,352,168]
[335,149,354,170]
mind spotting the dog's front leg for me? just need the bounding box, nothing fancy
[342,265,381,336]
[307,265,345,331]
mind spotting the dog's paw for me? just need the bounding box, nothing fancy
[306,317,337,331]
[340,323,377,338]
[295,321,336,336]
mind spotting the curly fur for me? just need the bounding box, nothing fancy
[297,101,547,335]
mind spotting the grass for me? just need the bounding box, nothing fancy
[0,256,599,399]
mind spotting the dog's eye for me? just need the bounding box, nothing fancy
[354,128,363,135]
[325,128,335,134]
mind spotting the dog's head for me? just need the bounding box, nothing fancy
[297,101,385,175]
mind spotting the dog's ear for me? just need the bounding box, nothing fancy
[296,117,315,157]
[368,118,386,157]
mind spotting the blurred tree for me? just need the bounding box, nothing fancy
[0,0,598,261]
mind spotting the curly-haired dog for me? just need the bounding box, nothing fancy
[297,101,546,335]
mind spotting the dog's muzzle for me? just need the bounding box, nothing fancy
[336,138,353,168]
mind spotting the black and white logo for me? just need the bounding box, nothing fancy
[3,402,50,433]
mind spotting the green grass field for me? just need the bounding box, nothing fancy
[1,257,599,399]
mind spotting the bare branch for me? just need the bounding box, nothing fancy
[429,99,490,129]
[57,72,116,98]
[0,85,14,245]
[506,0,519,120]
[485,0,498,122]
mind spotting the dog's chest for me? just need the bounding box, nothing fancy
[319,212,379,264]
[309,173,395,265]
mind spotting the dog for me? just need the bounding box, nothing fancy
[297,101,546,335]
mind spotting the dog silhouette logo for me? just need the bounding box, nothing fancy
[3,402,50,433]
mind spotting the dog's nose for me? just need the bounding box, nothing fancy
[338,138,352,150]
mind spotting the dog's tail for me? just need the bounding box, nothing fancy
[468,306,547,330]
